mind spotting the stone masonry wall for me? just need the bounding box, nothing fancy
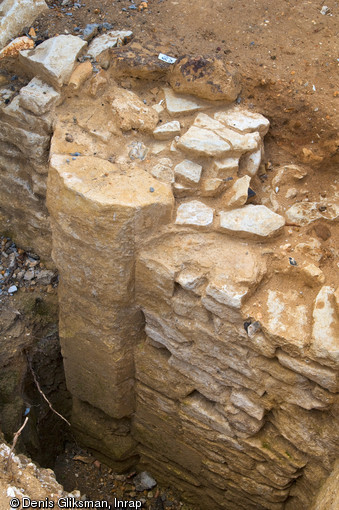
[1,32,338,509]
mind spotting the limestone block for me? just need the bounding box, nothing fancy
[134,340,195,400]
[174,159,202,185]
[0,0,48,50]
[245,332,277,358]
[68,61,93,89]
[219,205,285,239]
[0,119,50,163]
[87,30,133,68]
[239,146,262,177]
[285,202,339,226]
[310,460,339,510]
[311,286,339,364]
[169,56,240,101]
[111,87,159,132]
[276,350,338,392]
[71,398,136,462]
[265,377,327,411]
[2,95,54,134]
[230,390,265,421]
[163,87,208,115]
[215,108,270,136]
[175,200,214,227]
[150,157,174,183]
[200,178,226,197]
[19,78,60,115]
[212,156,239,180]
[153,120,181,140]
[20,35,87,88]
[175,268,207,295]
[215,128,260,154]
[272,165,307,187]
[193,112,225,131]
[223,175,251,208]
[177,126,231,157]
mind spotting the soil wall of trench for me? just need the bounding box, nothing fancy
[0,31,339,510]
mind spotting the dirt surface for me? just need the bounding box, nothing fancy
[32,0,339,161]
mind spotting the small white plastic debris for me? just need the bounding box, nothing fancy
[8,285,18,293]
[158,53,177,64]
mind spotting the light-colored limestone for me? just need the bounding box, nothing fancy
[19,78,60,115]
[311,286,339,364]
[300,263,325,287]
[272,165,307,187]
[176,200,214,227]
[153,120,181,140]
[285,202,339,226]
[177,126,231,157]
[239,146,262,176]
[163,87,208,115]
[0,0,48,50]
[215,108,270,136]
[19,35,87,88]
[174,159,202,185]
[276,350,338,393]
[87,30,133,68]
[200,178,226,197]
[230,390,265,421]
[111,87,159,132]
[219,204,285,239]
[0,35,34,58]
[212,156,239,179]
[151,157,174,183]
[223,175,251,208]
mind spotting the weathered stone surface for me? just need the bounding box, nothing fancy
[212,156,239,178]
[177,126,231,157]
[0,0,48,50]
[215,108,270,136]
[239,146,262,176]
[68,61,93,89]
[169,56,241,101]
[153,120,181,140]
[86,30,132,68]
[19,78,60,115]
[285,202,339,226]
[111,87,159,132]
[230,390,265,421]
[20,35,87,88]
[150,157,174,183]
[272,164,307,187]
[310,460,339,510]
[260,289,310,353]
[219,205,285,239]
[163,87,208,115]
[300,263,325,287]
[0,36,34,58]
[223,175,251,208]
[276,350,338,393]
[175,200,214,227]
[174,159,202,185]
[2,95,53,134]
[200,178,225,197]
[311,286,339,364]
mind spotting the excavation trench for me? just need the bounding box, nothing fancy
[0,31,339,510]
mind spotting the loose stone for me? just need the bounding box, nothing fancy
[219,204,285,238]
[175,201,214,227]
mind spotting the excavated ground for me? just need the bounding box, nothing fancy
[0,0,338,508]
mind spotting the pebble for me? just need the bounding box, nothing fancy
[8,285,18,294]
[133,471,157,492]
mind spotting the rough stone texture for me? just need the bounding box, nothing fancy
[169,56,241,101]
[310,460,339,510]
[19,78,60,115]
[111,87,159,132]
[176,201,214,227]
[153,120,181,140]
[219,204,285,239]
[163,87,208,115]
[0,0,48,50]
[177,126,231,157]
[215,108,270,135]
[311,286,339,364]
[174,159,202,185]
[0,36,34,58]
[223,175,251,208]
[19,35,87,88]
[86,30,133,68]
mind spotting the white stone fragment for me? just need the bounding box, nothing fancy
[215,108,270,136]
[285,202,339,226]
[223,175,251,208]
[153,120,181,140]
[176,200,214,227]
[177,126,231,157]
[311,286,339,363]
[219,204,285,238]
[19,78,60,115]
[151,158,174,183]
[19,35,87,88]
[200,178,225,197]
[230,390,265,421]
[176,269,206,294]
[239,146,262,177]
[300,263,325,288]
[215,127,261,153]
[193,112,225,131]
[8,285,18,293]
[212,157,239,178]
[174,160,202,185]
[87,30,132,62]
[206,278,248,309]
[0,0,48,51]
[163,88,208,115]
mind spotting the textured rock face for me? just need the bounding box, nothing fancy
[1,34,338,510]
[0,0,48,50]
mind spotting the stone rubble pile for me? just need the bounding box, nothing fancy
[0,29,338,510]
